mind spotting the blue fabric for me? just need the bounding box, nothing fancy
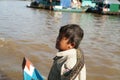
[60,0,71,8]
[34,68,44,80]
[23,69,44,80]
[24,72,32,80]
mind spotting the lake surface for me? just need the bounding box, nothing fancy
[0,0,120,80]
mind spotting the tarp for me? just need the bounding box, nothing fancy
[82,1,96,7]
[60,0,71,8]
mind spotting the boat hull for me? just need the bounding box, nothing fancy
[53,6,88,13]
[87,7,120,15]
[102,11,120,15]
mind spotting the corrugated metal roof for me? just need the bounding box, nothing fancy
[92,0,120,4]
[104,0,120,4]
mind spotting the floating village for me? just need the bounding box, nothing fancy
[27,0,120,15]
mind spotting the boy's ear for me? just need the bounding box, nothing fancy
[68,42,75,49]
[68,43,75,49]
[71,43,75,48]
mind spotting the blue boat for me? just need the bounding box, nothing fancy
[53,0,89,12]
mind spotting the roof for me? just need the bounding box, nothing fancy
[92,0,120,4]
[104,0,120,4]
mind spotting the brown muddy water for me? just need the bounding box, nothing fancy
[0,0,120,80]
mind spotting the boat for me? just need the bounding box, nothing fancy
[53,6,88,13]
[27,0,89,12]
[26,0,60,10]
[87,0,120,15]
[53,0,89,13]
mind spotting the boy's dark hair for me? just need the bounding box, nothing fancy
[58,24,84,49]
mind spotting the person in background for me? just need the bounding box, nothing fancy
[71,0,81,8]
[48,24,86,80]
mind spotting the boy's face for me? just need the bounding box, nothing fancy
[56,36,74,51]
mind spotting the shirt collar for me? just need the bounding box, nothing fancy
[56,49,76,57]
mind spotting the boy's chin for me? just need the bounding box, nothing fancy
[55,47,62,52]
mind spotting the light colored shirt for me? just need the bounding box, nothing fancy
[56,49,86,80]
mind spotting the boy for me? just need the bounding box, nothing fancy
[48,24,86,80]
